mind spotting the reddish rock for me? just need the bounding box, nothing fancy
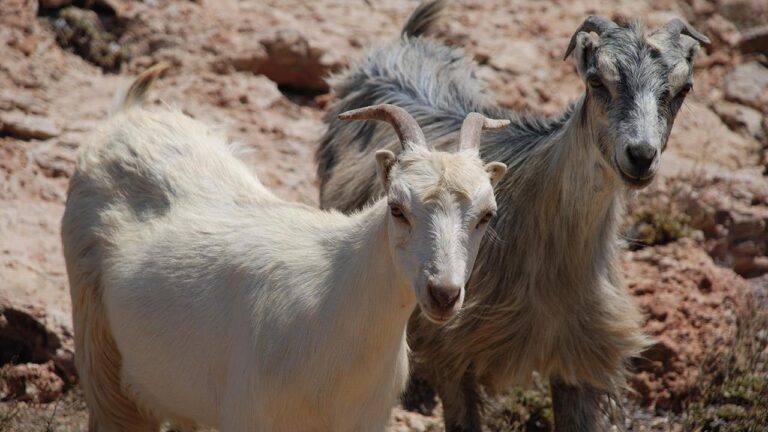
[703,14,741,49]
[231,29,340,94]
[724,62,768,112]
[0,0,37,29]
[624,240,747,411]
[0,361,65,403]
[0,111,61,140]
[739,24,768,54]
[712,100,766,142]
[715,0,768,29]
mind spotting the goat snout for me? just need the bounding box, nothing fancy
[626,142,657,173]
[428,283,461,309]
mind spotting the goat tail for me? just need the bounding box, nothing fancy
[401,0,446,38]
[112,62,170,114]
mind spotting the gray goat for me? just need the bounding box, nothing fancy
[316,1,709,431]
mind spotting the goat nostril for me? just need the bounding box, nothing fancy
[428,284,461,309]
[626,144,657,170]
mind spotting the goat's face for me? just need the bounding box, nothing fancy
[567,18,708,188]
[377,147,505,323]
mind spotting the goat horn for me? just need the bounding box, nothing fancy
[338,104,427,150]
[658,18,710,45]
[563,15,618,60]
[459,112,510,151]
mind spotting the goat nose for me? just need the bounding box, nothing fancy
[626,143,657,172]
[428,284,461,309]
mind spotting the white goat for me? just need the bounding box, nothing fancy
[61,65,508,432]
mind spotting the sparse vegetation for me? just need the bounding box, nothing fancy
[484,375,553,432]
[627,207,692,249]
[624,172,712,250]
[47,6,128,72]
[683,295,768,431]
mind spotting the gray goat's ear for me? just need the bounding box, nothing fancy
[680,34,701,62]
[375,149,397,188]
[570,32,599,79]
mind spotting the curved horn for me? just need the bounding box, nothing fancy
[459,112,510,151]
[338,104,427,150]
[658,18,710,45]
[563,15,618,60]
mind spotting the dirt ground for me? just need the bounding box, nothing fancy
[1,0,766,430]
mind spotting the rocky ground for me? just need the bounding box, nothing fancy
[0,0,766,430]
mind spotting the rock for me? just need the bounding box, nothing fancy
[624,240,748,411]
[692,0,716,15]
[632,173,768,278]
[38,0,75,10]
[666,101,761,169]
[0,296,63,366]
[33,145,76,178]
[0,111,61,140]
[0,90,47,115]
[0,361,65,403]
[724,62,768,112]
[0,0,37,29]
[739,24,768,54]
[703,14,741,49]
[52,348,77,385]
[712,101,766,142]
[388,407,440,432]
[52,6,129,72]
[716,0,768,29]
[231,29,339,94]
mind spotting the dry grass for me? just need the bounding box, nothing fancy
[0,390,87,432]
[683,291,768,431]
[624,170,713,251]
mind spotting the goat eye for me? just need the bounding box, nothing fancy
[587,75,605,90]
[672,83,692,100]
[476,210,496,229]
[389,204,408,223]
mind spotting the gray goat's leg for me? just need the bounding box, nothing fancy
[551,379,607,432]
[402,374,438,415]
[438,371,483,432]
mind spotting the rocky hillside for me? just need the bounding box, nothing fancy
[1,0,766,430]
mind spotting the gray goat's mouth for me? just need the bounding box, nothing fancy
[614,156,656,189]
[420,302,459,324]
[422,309,454,323]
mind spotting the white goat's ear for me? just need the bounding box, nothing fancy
[484,162,507,187]
[375,149,397,188]
[573,32,598,79]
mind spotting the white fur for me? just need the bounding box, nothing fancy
[62,101,501,431]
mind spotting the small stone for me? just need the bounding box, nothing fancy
[0,111,61,140]
[712,101,765,141]
[0,362,65,403]
[724,62,768,112]
[692,0,716,15]
[704,14,741,48]
[739,24,768,54]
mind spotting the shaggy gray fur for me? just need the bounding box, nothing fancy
[316,2,705,430]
